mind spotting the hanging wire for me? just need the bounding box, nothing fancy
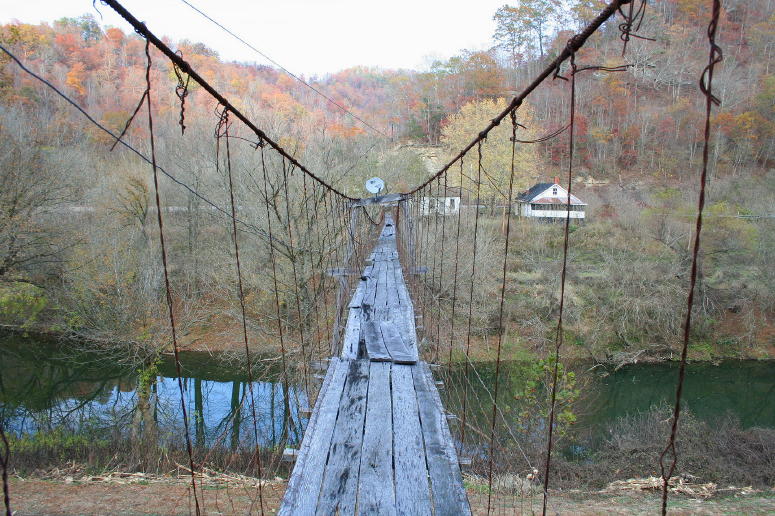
[281,159,311,397]
[659,1,723,513]
[542,45,579,516]
[141,38,201,516]
[619,0,654,56]
[408,0,633,195]
[102,0,357,201]
[486,109,520,513]
[429,178,442,362]
[301,173,325,360]
[0,420,10,516]
[459,143,483,455]
[435,173,449,363]
[447,158,465,372]
[178,0,391,139]
[172,51,191,134]
[259,147,293,427]
[218,107,265,514]
[0,43,291,252]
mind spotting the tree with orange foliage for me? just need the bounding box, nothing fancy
[65,61,87,97]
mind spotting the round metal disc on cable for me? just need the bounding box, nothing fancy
[365,177,385,195]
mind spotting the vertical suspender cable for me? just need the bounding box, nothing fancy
[142,39,201,516]
[659,2,722,513]
[486,108,521,512]
[542,50,578,516]
[221,113,265,514]
[460,144,483,455]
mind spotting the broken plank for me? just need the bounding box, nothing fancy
[363,319,391,362]
[357,362,396,515]
[379,320,416,365]
[315,360,370,515]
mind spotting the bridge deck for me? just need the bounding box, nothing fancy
[279,216,471,515]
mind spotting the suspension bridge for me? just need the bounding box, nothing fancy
[280,214,470,515]
[0,0,727,515]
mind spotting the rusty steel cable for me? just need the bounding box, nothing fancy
[447,158,465,373]
[512,123,570,144]
[486,109,520,513]
[619,0,654,56]
[281,158,311,398]
[459,143,483,456]
[0,420,10,516]
[421,184,433,343]
[218,108,266,515]
[429,178,442,362]
[317,189,336,353]
[109,88,147,151]
[178,0,390,139]
[301,173,326,361]
[0,43,291,253]
[260,147,293,417]
[541,47,579,516]
[407,0,632,195]
[142,39,201,516]
[435,173,448,363]
[659,1,723,514]
[102,0,357,201]
[173,53,191,134]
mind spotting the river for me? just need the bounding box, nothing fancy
[2,333,774,461]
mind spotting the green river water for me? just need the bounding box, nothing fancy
[1,333,773,456]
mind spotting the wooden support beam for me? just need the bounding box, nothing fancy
[350,193,406,207]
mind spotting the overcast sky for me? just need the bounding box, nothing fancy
[1,0,509,76]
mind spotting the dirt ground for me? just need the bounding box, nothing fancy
[7,477,775,515]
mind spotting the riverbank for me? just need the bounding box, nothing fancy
[6,473,774,515]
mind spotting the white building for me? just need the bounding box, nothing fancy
[420,187,462,215]
[516,179,586,221]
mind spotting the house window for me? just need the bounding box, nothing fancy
[552,187,558,195]
[449,198,456,210]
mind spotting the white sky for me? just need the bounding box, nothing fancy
[1,0,509,76]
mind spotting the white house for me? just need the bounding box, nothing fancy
[420,187,462,215]
[516,178,586,221]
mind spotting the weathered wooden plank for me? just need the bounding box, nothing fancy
[413,365,471,516]
[373,262,388,326]
[362,269,378,311]
[392,364,432,515]
[315,360,370,515]
[357,362,396,515]
[363,319,391,362]
[421,362,470,513]
[278,358,348,515]
[384,255,401,314]
[348,279,366,309]
[341,308,361,359]
[380,320,416,365]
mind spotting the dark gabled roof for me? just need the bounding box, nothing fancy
[516,182,554,202]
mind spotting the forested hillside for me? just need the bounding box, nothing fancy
[0,0,772,358]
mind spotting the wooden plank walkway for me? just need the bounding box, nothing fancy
[279,214,471,515]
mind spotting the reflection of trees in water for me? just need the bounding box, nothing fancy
[440,359,775,478]
[0,338,308,462]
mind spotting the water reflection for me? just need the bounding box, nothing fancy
[438,358,775,465]
[3,333,774,460]
[0,335,308,451]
